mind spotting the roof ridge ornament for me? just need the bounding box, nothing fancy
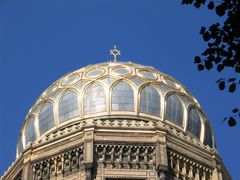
[110,45,121,62]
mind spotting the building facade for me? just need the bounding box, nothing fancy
[1,48,231,180]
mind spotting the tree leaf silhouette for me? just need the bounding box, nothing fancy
[217,64,224,72]
[198,64,204,71]
[208,1,214,10]
[232,108,239,113]
[216,4,226,17]
[228,117,236,127]
[228,78,236,82]
[200,26,206,34]
[218,81,225,90]
[205,60,213,70]
[194,56,201,63]
[229,83,236,93]
[182,0,240,126]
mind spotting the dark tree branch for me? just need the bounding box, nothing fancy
[181,0,240,126]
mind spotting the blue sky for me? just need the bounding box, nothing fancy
[0,0,239,179]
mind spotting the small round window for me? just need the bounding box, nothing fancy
[164,78,179,89]
[62,74,80,86]
[113,68,131,75]
[87,69,104,78]
[139,70,156,80]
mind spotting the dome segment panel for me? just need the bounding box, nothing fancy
[128,77,144,86]
[100,77,116,85]
[39,102,55,135]
[24,117,36,145]
[50,90,63,101]
[74,80,89,90]
[111,81,134,111]
[157,84,170,95]
[138,70,157,80]
[17,134,23,157]
[32,102,42,114]
[204,122,214,148]
[179,94,191,106]
[43,84,57,98]
[164,78,179,89]
[83,83,106,114]
[140,85,160,116]
[61,74,80,86]
[86,69,104,78]
[58,91,79,123]
[187,108,202,138]
[112,67,131,76]
[165,94,184,126]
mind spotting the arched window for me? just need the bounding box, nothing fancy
[84,83,106,114]
[59,91,79,123]
[187,108,201,138]
[39,102,55,135]
[25,117,36,145]
[111,82,134,111]
[165,94,183,126]
[17,134,23,156]
[204,122,213,147]
[140,85,160,115]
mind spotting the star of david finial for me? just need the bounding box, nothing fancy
[110,45,121,62]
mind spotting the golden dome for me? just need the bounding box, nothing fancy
[17,61,214,157]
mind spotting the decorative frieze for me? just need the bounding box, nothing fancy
[2,118,221,180]
[167,149,212,180]
[95,144,156,170]
[31,146,84,179]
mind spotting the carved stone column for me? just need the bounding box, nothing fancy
[195,167,200,180]
[189,164,193,179]
[155,128,168,180]
[22,148,33,180]
[83,126,95,180]
[181,161,187,180]
[202,171,206,180]
[212,167,223,180]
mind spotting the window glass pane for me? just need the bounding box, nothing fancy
[165,95,183,126]
[140,86,160,115]
[157,84,169,94]
[33,102,42,114]
[25,117,36,145]
[59,91,79,123]
[87,69,104,78]
[62,74,79,86]
[50,90,62,100]
[187,108,201,138]
[75,80,88,90]
[204,122,213,147]
[101,77,116,85]
[44,84,57,96]
[165,79,178,89]
[17,135,23,156]
[39,102,55,135]
[139,70,156,80]
[113,68,131,75]
[84,83,106,114]
[112,82,134,111]
[129,77,143,86]
[180,94,191,105]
